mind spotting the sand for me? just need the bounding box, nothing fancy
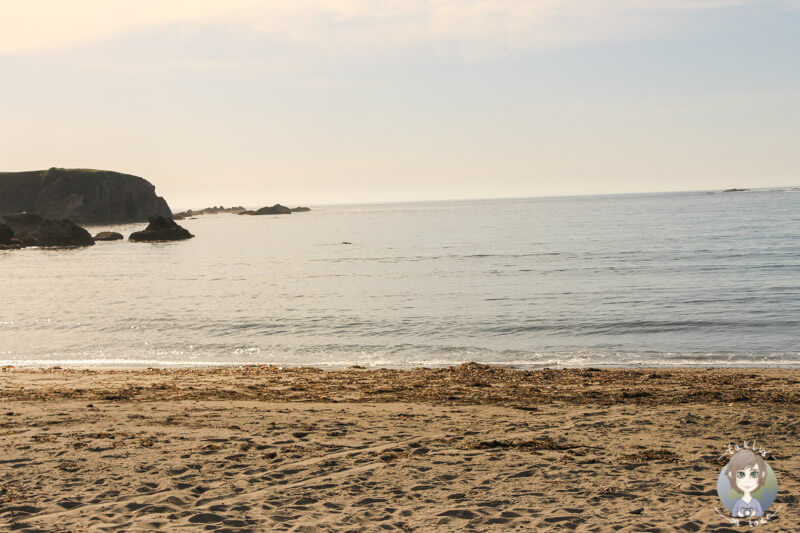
[1,364,798,531]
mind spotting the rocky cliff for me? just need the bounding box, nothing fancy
[0,168,172,224]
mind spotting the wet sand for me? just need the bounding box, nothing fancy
[1,364,798,531]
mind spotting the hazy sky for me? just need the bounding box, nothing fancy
[1,1,798,208]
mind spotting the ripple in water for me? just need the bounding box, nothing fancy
[2,190,799,367]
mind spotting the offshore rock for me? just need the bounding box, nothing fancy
[0,224,13,244]
[0,167,172,224]
[173,206,246,218]
[0,240,23,250]
[253,204,292,215]
[0,223,22,250]
[129,216,194,242]
[94,231,124,241]
[2,213,94,248]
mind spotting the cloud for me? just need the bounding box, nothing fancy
[0,1,253,54]
[0,0,791,57]
[632,0,749,8]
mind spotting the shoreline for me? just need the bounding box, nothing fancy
[4,360,800,371]
[2,364,797,531]
[3,363,800,404]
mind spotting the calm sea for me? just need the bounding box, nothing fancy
[2,189,799,368]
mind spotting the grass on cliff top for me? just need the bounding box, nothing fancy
[0,168,125,178]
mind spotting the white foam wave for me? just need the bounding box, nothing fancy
[3,353,800,369]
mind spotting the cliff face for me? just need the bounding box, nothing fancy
[0,168,172,224]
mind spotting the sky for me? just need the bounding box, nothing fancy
[1,1,798,208]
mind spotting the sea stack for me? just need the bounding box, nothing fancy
[129,216,194,242]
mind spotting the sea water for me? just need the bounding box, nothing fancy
[2,189,799,368]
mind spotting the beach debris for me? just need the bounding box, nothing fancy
[623,448,680,463]
[465,438,578,451]
[1,364,799,406]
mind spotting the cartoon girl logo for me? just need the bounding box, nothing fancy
[716,448,778,522]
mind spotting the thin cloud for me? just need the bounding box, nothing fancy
[0,0,791,56]
[632,0,749,8]
[0,0,254,54]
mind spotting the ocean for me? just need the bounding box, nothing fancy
[2,189,799,368]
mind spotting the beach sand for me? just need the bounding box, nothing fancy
[1,364,798,531]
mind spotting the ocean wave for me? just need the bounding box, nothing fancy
[3,349,800,370]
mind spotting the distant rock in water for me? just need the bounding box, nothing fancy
[173,205,246,218]
[129,216,194,242]
[723,188,750,192]
[0,224,13,244]
[199,204,312,216]
[238,204,310,215]
[2,213,94,248]
[94,231,124,241]
[0,223,23,250]
[0,167,172,224]
[253,204,293,215]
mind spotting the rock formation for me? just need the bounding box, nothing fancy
[173,206,246,218]
[2,213,94,248]
[233,204,311,215]
[94,231,124,241]
[0,167,172,224]
[129,216,194,242]
[253,204,293,215]
[0,224,13,244]
[0,223,23,250]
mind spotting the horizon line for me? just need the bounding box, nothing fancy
[176,185,799,212]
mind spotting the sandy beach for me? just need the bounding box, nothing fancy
[1,364,798,531]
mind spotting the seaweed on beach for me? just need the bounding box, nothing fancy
[2,363,800,406]
[623,448,680,463]
[465,438,578,451]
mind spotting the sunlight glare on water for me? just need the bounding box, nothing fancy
[2,190,799,368]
